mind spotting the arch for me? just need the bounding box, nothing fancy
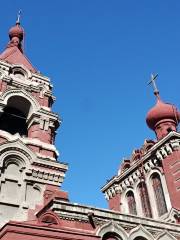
[4,160,21,178]
[6,96,31,118]
[134,237,147,240]
[0,89,41,136]
[0,104,28,136]
[96,221,128,240]
[38,211,60,226]
[126,190,137,215]
[3,156,23,170]
[33,184,42,192]
[146,168,171,217]
[120,186,139,215]
[156,231,177,240]
[0,139,36,168]
[1,88,40,118]
[151,172,167,216]
[138,181,152,218]
[129,225,154,240]
[9,64,32,79]
[102,232,122,240]
[165,208,180,223]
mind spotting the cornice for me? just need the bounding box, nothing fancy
[49,200,180,233]
[32,158,68,172]
[0,130,59,155]
[0,60,50,83]
[0,221,98,239]
[101,131,180,194]
[27,168,66,185]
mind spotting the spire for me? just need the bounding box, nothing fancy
[16,10,21,25]
[0,13,36,73]
[8,10,24,52]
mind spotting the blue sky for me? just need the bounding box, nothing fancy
[0,1,180,208]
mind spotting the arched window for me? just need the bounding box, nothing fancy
[0,106,28,136]
[102,232,121,240]
[126,191,137,215]
[152,173,167,216]
[138,182,152,218]
[1,159,22,203]
[134,237,147,240]
[0,96,31,136]
[14,70,25,80]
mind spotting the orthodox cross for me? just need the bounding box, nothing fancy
[16,10,22,24]
[148,73,160,98]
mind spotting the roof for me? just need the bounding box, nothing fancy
[0,21,37,73]
[0,45,36,73]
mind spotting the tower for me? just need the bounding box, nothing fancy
[1,17,180,240]
[0,18,68,226]
[102,75,180,223]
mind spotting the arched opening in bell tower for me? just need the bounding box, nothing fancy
[0,96,31,136]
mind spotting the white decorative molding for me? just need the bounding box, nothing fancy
[146,169,172,218]
[0,88,40,118]
[156,231,177,240]
[105,157,158,200]
[9,64,32,81]
[102,132,180,194]
[155,139,180,161]
[128,224,154,240]
[30,169,65,185]
[0,139,36,167]
[103,135,180,201]
[0,60,51,87]
[0,130,59,158]
[96,221,128,239]
[0,70,6,80]
[164,208,180,223]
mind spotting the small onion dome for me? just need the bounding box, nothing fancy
[146,99,180,130]
[9,23,24,41]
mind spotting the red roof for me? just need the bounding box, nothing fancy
[0,45,36,73]
[146,98,180,130]
[0,22,37,73]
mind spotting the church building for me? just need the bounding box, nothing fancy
[0,17,180,240]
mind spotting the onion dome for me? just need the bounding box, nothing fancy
[146,99,180,130]
[146,73,180,137]
[9,23,24,41]
[0,12,37,73]
[7,11,24,52]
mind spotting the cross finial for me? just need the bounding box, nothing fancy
[148,73,160,99]
[16,10,22,25]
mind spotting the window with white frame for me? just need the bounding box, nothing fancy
[126,191,137,215]
[151,173,167,216]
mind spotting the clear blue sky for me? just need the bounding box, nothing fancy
[0,1,180,208]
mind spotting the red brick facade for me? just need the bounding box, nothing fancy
[0,19,180,240]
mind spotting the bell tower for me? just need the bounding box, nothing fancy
[0,17,68,226]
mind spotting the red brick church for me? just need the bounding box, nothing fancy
[0,17,180,240]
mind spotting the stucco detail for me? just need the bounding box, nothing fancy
[128,225,154,240]
[0,88,40,118]
[156,231,177,240]
[97,221,128,239]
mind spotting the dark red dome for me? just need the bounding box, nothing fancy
[9,24,24,40]
[146,99,180,130]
